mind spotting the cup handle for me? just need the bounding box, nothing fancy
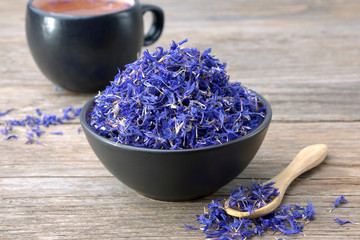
[141,4,164,46]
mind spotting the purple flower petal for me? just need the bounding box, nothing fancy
[4,135,17,140]
[330,196,348,213]
[0,109,13,117]
[334,218,358,225]
[50,131,63,135]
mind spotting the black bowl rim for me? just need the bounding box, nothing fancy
[80,89,272,153]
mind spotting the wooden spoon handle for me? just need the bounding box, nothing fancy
[271,144,328,187]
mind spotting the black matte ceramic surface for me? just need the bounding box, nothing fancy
[26,0,164,92]
[80,92,272,201]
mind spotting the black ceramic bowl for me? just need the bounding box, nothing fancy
[80,92,272,201]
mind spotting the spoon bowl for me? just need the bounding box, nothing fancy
[225,144,328,219]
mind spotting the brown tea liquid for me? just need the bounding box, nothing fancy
[32,0,134,16]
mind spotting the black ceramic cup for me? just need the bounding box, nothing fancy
[26,0,164,92]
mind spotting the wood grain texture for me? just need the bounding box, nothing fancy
[1,0,360,239]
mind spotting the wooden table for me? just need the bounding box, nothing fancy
[1,0,360,239]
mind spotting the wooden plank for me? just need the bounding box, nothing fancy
[1,178,359,240]
[1,122,359,178]
[1,121,359,239]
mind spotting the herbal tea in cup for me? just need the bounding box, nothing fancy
[26,0,164,92]
[32,0,133,16]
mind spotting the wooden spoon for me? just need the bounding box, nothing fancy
[224,144,328,219]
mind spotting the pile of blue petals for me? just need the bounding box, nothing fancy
[185,182,315,239]
[89,39,266,149]
[227,182,280,214]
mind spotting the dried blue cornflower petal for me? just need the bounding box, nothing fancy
[186,181,315,239]
[330,196,347,213]
[0,109,13,117]
[1,127,9,136]
[89,39,266,149]
[333,218,358,226]
[35,140,45,146]
[26,132,35,144]
[62,106,82,120]
[36,108,42,116]
[304,201,315,220]
[184,223,200,231]
[4,135,17,140]
[50,131,63,135]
